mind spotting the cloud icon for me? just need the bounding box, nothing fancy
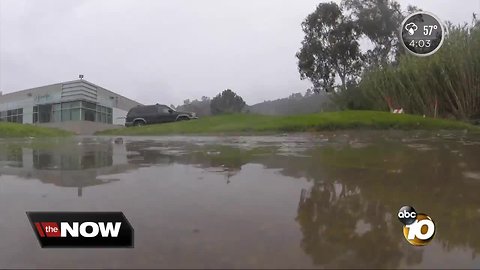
[405,22,418,35]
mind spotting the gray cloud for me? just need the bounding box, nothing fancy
[1,0,479,105]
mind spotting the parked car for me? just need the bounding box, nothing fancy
[125,104,198,127]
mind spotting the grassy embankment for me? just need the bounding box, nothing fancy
[0,122,72,138]
[97,111,480,136]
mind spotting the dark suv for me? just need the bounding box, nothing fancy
[125,104,197,127]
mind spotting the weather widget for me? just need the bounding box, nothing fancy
[400,11,445,56]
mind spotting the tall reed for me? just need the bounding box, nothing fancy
[358,22,480,120]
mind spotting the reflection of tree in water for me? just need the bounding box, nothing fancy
[123,139,428,267]
[124,136,480,265]
[296,180,421,268]
[290,138,480,267]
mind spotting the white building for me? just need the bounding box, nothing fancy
[0,79,142,134]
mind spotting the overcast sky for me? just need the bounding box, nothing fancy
[1,0,479,106]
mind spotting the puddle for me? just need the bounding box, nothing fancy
[1,130,480,268]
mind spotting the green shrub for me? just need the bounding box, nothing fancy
[355,21,480,120]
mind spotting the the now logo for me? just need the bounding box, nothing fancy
[34,222,122,238]
[27,212,134,248]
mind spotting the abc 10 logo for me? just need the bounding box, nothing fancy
[397,206,435,246]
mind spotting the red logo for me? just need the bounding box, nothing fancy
[34,222,61,237]
[27,212,134,248]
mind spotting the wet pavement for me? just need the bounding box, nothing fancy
[1,131,480,268]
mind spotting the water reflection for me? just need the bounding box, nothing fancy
[118,133,480,268]
[0,132,480,268]
[0,138,133,196]
[296,183,415,268]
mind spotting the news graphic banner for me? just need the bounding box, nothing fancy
[26,212,134,248]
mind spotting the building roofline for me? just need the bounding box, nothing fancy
[0,79,143,105]
[0,82,63,97]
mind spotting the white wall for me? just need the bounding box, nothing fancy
[112,107,128,125]
[22,106,33,124]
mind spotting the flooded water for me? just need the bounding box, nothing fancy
[1,131,480,268]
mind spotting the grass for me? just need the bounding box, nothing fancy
[96,111,480,136]
[354,23,480,119]
[0,122,72,138]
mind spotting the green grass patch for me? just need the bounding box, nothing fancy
[96,111,480,136]
[0,122,72,138]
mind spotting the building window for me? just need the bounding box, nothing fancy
[51,103,61,122]
[83,101,112,124]
[0,108,23,123]
[82,101,96,122]
[32,101,112,124]
[60,101,81,121]
[33,106,38,123]
[83,109,96,121]
[37,104,52,123]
